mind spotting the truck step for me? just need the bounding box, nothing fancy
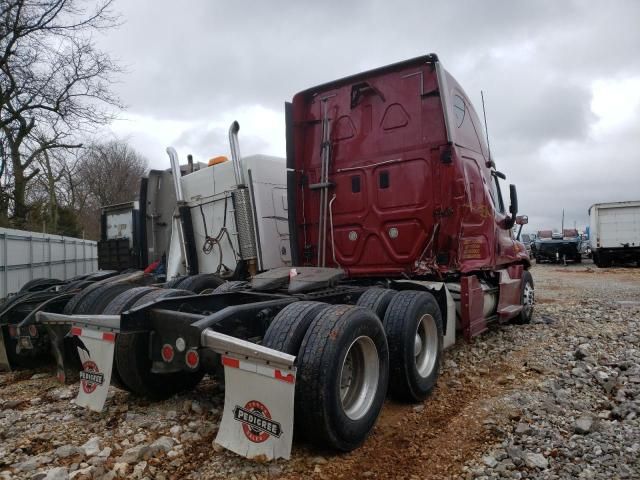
[497,304,523,318]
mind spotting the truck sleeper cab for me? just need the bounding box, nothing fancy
[32,54,533,461]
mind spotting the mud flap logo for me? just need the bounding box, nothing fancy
[72,328,116,412]
[215,352,296,460]
[79,361,104,394]
[233,401,282,443]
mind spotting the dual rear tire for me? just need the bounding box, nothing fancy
[263,302,389,452]
[261,288,444,452]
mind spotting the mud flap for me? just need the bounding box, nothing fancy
[201,329,296,460]
[70,326,116,412]
[35,312,121,407]
[0,327,11,372]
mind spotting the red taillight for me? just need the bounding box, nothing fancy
[28,325,38,337]
[161,344,175,363]
[185,349,199,369]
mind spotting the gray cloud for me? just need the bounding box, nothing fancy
[99,0,640,235]
[173,123,270,163]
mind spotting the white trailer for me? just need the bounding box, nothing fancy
[0,228,97,301]
[589,200,640,267]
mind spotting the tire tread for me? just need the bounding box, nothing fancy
[384,290,443,401]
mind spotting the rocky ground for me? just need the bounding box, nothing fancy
[0,261,639,479]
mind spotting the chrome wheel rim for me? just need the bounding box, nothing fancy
[339,336,379,420]
[523,282,535,316]
[414,314,438,378]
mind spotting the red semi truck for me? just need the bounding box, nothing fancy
[28,54,532,460]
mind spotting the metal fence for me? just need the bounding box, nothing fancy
[0,227,97,300]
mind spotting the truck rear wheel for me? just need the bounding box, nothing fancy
[594,254,611,268]
[61,283,142,390]
[63,282,103,314]
[60,280,94,293]
[295,305,388,451]
[19,278,62,293]
[383,290,443,402]
[262,301,329,355]
[172,274,225,293]
[115,332,205,399]
[94,287,157,391]
[130,288,194,308]
[0,290,31,312]
[62,272,137,314]
[3,323,49,369]
[356,288,396,321]
[211,280,249,293]
[72,283,138,315]
[514,270,535,324]
[103,287,159,315]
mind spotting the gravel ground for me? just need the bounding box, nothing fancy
[0,261,638,479]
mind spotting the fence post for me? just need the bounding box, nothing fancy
[48,237,52,278]
[62,237,66,280]
[29,235,33,281]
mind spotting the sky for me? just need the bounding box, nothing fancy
[95,0,640,234]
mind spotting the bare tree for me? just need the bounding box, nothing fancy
[75,139,148,238]
[0,0,122,229]
[79,139,147,206]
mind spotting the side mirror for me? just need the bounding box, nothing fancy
[509,184,518,218]
[504,184,518,229]
[514,213,528,241]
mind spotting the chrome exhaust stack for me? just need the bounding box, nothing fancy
[228,121,258,274]
[165,147,191,276]
[229,121,246,186]
[166,147,185,202]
